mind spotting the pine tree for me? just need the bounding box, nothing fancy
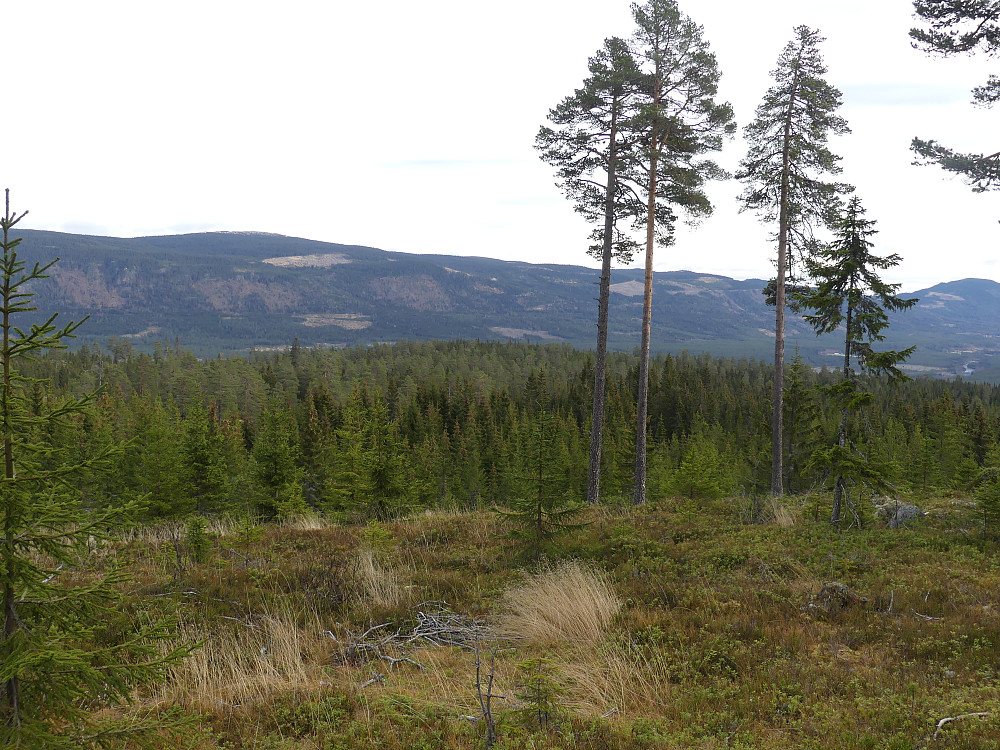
[736,25,852,497]
[0,191,192,746]
[799,197,917,523]
[910,1,1000,191]
[628,0,736,504]
[537,36,643,505]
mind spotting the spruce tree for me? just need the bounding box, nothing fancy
[736,25,851,497]
[498,372,585,562]
[251,397,306,519]
[799,197,917,523]
[782,348,823,493]
[0,191,193,746]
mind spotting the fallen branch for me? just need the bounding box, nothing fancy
[932,711,990,740]
[359,673,385,689]
[381,655,425,671]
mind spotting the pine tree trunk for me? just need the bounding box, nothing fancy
[771,69,801,501]
[587,97,620,505]
[634,131,658,506]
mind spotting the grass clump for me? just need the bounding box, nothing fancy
[501,559,621,645]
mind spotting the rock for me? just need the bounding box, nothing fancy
[805,582,868,614]
[874,501,924,529]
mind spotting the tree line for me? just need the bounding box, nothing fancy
[11,337,997,526]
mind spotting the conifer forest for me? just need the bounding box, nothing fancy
[4,1,1000,748]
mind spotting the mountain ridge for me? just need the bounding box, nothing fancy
[13,228,998,380]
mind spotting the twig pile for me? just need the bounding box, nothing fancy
[331,600,499,675]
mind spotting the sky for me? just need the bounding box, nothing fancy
[4,0,997,292]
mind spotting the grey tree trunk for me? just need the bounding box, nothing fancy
[770,67,801,501]
[634,129,658,506]
[586,98,620,505]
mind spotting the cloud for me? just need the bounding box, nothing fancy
[380,159,514,169]
[842,83,969,107]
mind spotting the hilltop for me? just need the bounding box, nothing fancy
[15,229,999,378]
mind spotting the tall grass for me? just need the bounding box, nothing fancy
[355,547,405,611]
[153,608,327,712]
[501,560,621,645]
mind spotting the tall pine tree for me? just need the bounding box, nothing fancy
[627,0,735,504]
[736,25,851,497]
[537,37,644,505]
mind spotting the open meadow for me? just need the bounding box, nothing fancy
[89,494,1000,749]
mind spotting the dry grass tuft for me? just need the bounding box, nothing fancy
[355,548,405,610]
[769,496,800,527]
[563,640,677,716]
[501,560,621,645]
[154,608,327,712]
[280,514,329,531]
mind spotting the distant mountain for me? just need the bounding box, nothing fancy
[13,229,997,379]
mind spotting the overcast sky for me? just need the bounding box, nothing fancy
[5,0,996,291]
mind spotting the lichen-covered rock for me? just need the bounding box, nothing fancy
[804,582,868,615]
[874,501,924,529]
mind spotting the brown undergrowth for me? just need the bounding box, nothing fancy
[89,499,1000,748]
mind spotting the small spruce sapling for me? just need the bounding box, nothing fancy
[497,372,586,562]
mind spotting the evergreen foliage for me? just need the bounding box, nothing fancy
[910,0,1000,191]
[497,372,586,562]
[537,36,643,506]
[799,197,917,523]
[975,443,1000,536]
[667,419,729,501]
[0,192,193,747]
[736,25,852,497]
[627,0,736,506]
[10,336,1000,525]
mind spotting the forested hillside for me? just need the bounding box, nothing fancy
[27,338,1000,522]
[17,228,1000,380]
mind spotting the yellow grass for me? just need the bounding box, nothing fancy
[153,608,328,712]
[280,513,329,531]
[501,560,621,645]
[769,495,800,528]
[562,640,677,716]
[355,547,406,610]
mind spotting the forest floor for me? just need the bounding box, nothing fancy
[103,494,1000,749]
